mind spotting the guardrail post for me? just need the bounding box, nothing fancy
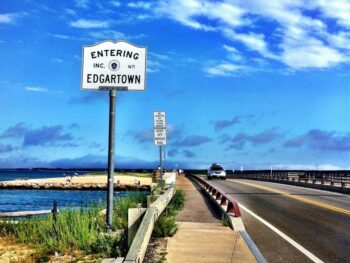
[52,200,58,222]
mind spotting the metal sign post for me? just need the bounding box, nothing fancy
[154,112,166,188]
[159,145,163,171]
[81,40,147,230]
[106,89,116,229]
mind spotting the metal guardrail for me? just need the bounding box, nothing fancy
[236,171,350,186]
[241,173,350,187]
[187,174,241,217]
[187,174,267,263]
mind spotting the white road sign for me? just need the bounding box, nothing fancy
[154,128,167,146]
[81,41,147,91]
[154,111,166,129]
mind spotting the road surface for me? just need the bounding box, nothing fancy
[210,179,350,263]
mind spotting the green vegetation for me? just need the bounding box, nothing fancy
[221,214,231,227]
[149,251,167,263]
[0,183,184,262]
[153,190,185,237]
[117,172,152,178]
[0,193,147,262]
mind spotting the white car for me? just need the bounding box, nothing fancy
[207,163,226,180]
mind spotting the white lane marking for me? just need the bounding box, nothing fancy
[229,179,349,198]
[238,203,324,263]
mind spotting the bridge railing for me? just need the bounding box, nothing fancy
[240,172,350,187]
[187,174,241,217]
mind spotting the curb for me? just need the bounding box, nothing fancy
[186,174,267,263]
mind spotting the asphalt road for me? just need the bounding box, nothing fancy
[210,179,350,263]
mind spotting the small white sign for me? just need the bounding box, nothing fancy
[154,128,167,145]
[154,112,166,129]
[81,41,147,91]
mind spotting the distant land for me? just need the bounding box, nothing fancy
[0,168,349,173]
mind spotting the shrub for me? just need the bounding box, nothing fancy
[152,190,185,237]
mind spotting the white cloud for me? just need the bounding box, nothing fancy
[88,30,126,40]
[154,0,217,31]
[88,30,145,41]
[64,9,76,16]
[25,87,48,93]
[147,60,162,73]
[0,13,21,24]
[226,31,276,59]
[75,0,89,9]
[128,1,152,9]
[223,45,243,62]
[50,34,71,40]
[146,51,170,73]
[148,51,169,61]
[281,36,345,69]
[326,31,350,50]
[110,1,121,7]
[205,63,245,77]
[51,58,63,63]
[70,19,109,29]
[311,0,350,28]
[148,0,350,70]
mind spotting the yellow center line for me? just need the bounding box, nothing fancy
[234,180,350,215]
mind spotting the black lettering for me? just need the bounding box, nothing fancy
[105,74,110,83]
[91,52,96,59]
[87,74,92,83]
[133,53,139,60]
[111,75,116,83]
[126,51,133,58]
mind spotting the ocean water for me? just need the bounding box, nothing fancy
[0,170,89,182]
[0,170,125,213]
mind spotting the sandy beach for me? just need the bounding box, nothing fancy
[0,173,152,190]
[30,174,152,185]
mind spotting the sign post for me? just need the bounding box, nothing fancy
[154,112,166,187]
[81,41,146,230]
[107,89,116,228]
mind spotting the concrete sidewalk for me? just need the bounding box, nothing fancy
[166,176,257,263]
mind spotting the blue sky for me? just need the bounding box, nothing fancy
[0,0,350,170]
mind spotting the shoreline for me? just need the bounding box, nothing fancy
[0,174,151,191]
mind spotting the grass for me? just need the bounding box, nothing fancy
[0,192,147,262]
[153,190,185,237]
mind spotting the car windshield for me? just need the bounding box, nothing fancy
[211,165,223,171]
